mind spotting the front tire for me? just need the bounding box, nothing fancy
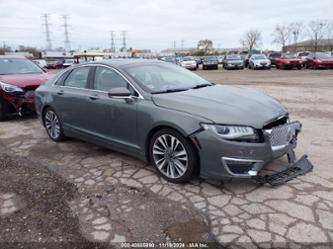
[149,128,198,183]
[0,98,9,121]
[43,108,65,142]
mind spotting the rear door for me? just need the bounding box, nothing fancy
[53,65,96,134]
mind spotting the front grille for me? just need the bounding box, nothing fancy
[267,122,301,150]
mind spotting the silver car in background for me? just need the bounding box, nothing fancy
[35,60,312,185]
[222,54,244,70]
[249,54,271,70]
[179,56,197,70]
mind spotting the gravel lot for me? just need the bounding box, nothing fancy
[0,68,332,248]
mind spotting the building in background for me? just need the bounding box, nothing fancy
[283,39,333,52]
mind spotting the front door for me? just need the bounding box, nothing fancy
[89,66,139,150]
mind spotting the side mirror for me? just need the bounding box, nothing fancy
[108,87,131,98]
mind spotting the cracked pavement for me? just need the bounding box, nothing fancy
[0,69,333,248]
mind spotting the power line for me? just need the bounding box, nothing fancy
[62,15,71,51]
[42,14,52,50]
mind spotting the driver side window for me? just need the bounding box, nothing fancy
[94,66,135,94]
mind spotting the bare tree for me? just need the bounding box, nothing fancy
[197,39,213,53]
[240,29,262,51]
[272,24,291,49]
[288,22,304,52]
[326,20,333,51]
[307,20,327,52]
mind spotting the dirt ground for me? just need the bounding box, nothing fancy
[0,68,332,249]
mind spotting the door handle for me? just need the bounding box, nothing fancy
[89,94,99,100]
[56,90,64,95]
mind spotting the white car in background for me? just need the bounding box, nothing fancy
[179,56,198,70]
[248,54,271,70]
[33,59,47,68]
[63,58,75,68]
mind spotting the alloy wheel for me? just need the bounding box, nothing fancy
[152,134,188,179]
[44,110,61,140]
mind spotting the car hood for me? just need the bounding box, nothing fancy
[0,73,51,88]
[252,59,270,64]
[318,58,333,62]
[281,58,302,62]
[227,60,243,64]
[152,85,287,129]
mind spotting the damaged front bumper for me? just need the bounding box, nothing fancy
[1,91,36,116]
[193,121,313,185]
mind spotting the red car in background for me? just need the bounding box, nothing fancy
[275,53,303,70]
[0,56,52,120]
[46,60,64,69]
[305,52,333,69]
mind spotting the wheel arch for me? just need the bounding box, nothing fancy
[144,124,201,169]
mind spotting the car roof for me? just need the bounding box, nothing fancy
[0,55,27,59]
[80,59,163,67]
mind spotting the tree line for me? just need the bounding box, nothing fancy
[197,19,333,54]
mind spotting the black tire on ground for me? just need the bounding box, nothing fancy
[43,107,66,142]
[297,66,302,70]
[149,128,198,184]
[0,98,9,121]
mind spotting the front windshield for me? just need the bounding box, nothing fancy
[252,55,267,60]
[123,63,211,93]
[183,57,195,61]
[0,58,43,75]
[226,55,241,60]
[204,56,217,61]
[281,53,297,59]
[315,52,331,59]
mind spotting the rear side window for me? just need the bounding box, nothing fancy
[63,66,90,88]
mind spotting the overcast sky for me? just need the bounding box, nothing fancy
[0,0,332,51]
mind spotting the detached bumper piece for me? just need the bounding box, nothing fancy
[254,155,313,186]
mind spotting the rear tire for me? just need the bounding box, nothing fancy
[149,128,198,184]
[43,107,65,142]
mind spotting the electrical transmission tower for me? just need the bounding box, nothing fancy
[121,31,127,52]
[42,14,52,50]
[62,15,71,52]
[110,31,116,52]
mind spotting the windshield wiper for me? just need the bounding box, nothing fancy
[151,88,189,94]
[191,83,212,89]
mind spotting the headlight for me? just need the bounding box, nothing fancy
[202,124,259,142]
[0,82,24,93]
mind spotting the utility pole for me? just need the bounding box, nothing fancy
[42,14,52,51]
[181,40,184,50]
[62,15,71,52]
[110,31,116,52]
[121,31,127,52]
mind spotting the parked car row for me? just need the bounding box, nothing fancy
[162,51,333,71]
[33,58,75,70]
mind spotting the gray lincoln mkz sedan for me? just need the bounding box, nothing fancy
[35,60,313,184]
